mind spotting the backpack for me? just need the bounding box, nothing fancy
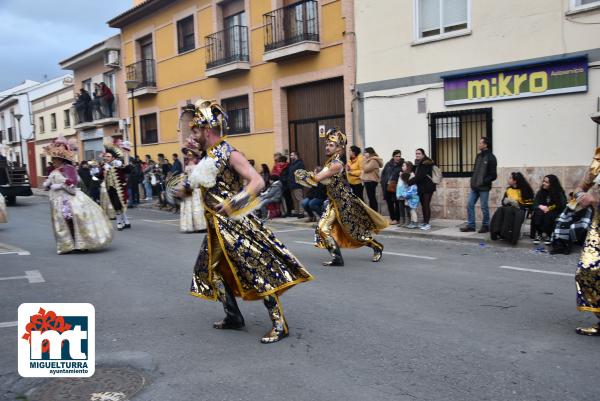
[429,165,443,185]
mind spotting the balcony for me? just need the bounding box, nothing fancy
[125,59,157,97]
[72,95,120,130]
[205,25,250,78]
[263,0,320,62]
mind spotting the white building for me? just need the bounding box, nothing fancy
[355,0,600,220]
[0,75,74,175]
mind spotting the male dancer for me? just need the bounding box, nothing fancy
[295,128,388,266]
[183,99,313,343]
[102,141,132,231]
[574,111,600,336]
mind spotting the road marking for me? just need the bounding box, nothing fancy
[273,228,313,233]
[293,241,438,260]
[0,270,45,283]
[499,265,574,277]
[0,250,30,256]
[0,321,17,328]
[142,219,180,226]
[0,242,30,256]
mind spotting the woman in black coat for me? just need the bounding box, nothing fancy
[408,148,436,230]
[380,150,403,224]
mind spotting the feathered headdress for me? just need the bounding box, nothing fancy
[104,140,131,159]
[320,127,347,147]
[43,136,78,162]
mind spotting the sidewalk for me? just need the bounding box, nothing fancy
[31,190,538,248]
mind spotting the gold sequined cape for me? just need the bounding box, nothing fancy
[47,168,113,254]
[316,154,388,249]
[190,139,313,301]
[576,147,600,313]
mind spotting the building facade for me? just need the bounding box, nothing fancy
[31,85,76,186]
[108,0,355,170]
[59,35,126,163]
[355,0,600,220]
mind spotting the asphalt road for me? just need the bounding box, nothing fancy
[0,196,598,401]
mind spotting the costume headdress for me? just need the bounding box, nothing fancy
[320,127,347,147]
[179,98,229,137]
[104,140,131,159]
[43,136,77,162]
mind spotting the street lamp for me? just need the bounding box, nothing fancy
[125,78,140,158]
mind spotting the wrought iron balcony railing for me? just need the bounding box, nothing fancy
[205,25,249,69]
[126,59,156,89]
[263,0,319,52]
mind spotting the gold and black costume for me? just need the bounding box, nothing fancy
[184,99,312,343]
[575,145,600,335]
[296,129,388,266]
[101,142,131,231]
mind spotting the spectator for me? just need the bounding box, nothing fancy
[271,154,287,178]
[157,153,171,176]
[128,157,142,207]
[273,155,293,216]
[99,82,114,117]
[288,151,306,218]
[381,149,404,224]
[258,175,284,219]
[170,153,183,176]
[77,160,92,195]
[489,172,534,243]
[361,147,383,211]
[531,174,567,245]
[461,137,497,233]
[74,88,92,122]
[397,161,414,225]
[91,83,103,120]
[409,148,436,231]
[260,163,271,185]
[301,168,327,222]
[88,160,101,202]
[550,194,593,255]
[397,172,420,229]
[346,145,364,199]
[143,154,155,200]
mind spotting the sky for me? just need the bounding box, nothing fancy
[0,0,132,91]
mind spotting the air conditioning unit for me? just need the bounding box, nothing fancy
[105,50,120,68]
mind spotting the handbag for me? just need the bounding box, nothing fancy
[386,180,397,193]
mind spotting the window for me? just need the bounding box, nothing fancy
[570,0,600,10]
[222,95,250,135]
[430,108,492,177]
[7,127,13,142]
[416,0,469,39]
[177,15,195,53]
[50,113,57,130]
[39,117,45,133]
[140,113,158,144]
[64,109,71,128]
[40,155,47,176]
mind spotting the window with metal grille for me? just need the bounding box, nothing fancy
[430,108,492,177]
[177,15,195,54]
[222,95,250,135]
[140,113,158,144]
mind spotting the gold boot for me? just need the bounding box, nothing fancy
[212,273,245,330]
[575,323,600,336]
[261,295,289,344]
[369,239,384,262]
[322,237,344,266]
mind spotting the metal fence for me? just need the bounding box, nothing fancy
[263,0,319,52]
[126,59,156,89]
[206,25,249,69]
[429,108,493,177]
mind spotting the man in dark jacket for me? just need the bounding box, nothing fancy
[287,151,306,217]
[461,137,497,233]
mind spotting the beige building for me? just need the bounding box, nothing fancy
[31,85,77,184]
[355,0,600,220]
[59,35,127,162]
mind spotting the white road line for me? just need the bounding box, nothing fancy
[499,265,574,277]
[0,270,45,283]
[0,321,17,328]
[273,228,313,233]
[143,219,179,223]
[293,241,438,260]
[0,250,30,256]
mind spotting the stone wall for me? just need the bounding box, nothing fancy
[376,165,588,221]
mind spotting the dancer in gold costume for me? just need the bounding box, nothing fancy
[574,111,600,336]
[183,99,313,343]
[295,128,388,266]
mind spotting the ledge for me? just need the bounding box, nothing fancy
[126,87,157,98]
[205,61,250,78]
[263,41,320,62]
[411,29,472,47]
[74,117,120,130]
[566,3,600,16]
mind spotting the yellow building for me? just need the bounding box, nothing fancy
[108,0,355,170]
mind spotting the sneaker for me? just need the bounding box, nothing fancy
[544,237,551,246]
[420,224,431,231]
[533,235,541,245]
[406,222,418,229]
